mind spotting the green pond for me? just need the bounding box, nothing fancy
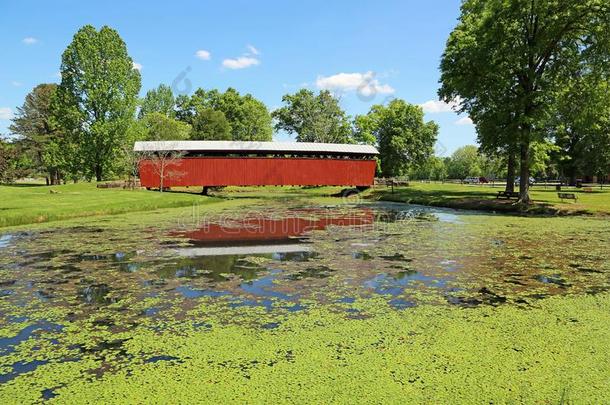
[1,201,609,403]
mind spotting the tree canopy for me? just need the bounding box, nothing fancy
[53,25,141,181]
[355,100,438,177]
[9,83,63,184]
[139,84,175,118]
[141,112,191,141]
[176,88,272,141]
[272,89,352,143]
[190,108,232,140]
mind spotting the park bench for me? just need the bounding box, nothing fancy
[557,192,578,202]
[496,191,519,200]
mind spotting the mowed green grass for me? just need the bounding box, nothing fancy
[0,183,218,228]
[373,182,610,214]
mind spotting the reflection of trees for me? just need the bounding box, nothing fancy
[156,255,264,282]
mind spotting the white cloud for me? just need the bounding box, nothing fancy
[455,116,474,126]
[0,107,14,120]
[315,71,395,96]
[195,50,211,60]
[420,97,462,113]
[11,81,22,87]
[222,56,260,69]
[246,44,259,55]
[132,62,143,71]
[22,37,38,45]
[221,45,262,69]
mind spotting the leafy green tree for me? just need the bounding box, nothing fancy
[176,88,272,141]
[439,0,610,202]
[142,113,191,141]
[9,83,64,184]
[53,25,141,181]
[447,145,482,179]
[190,108,231,140]
[479,153,506,181]
[139,84,175,118]
[355,100,438,177]
[238,95,273,141]
[272,89,352,143]
[549,66,610,184]
[0,139,18,183]
[352,115,378,146]
[409,156,448,181]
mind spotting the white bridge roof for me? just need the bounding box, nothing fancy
[133,140,379,155]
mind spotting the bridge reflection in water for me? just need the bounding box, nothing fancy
[172,208,375,256]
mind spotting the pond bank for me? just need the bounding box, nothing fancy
[371,186,608,217]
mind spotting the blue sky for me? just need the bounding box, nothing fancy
[0,0,476,155]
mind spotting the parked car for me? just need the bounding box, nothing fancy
[479,177,489,184]
[515,176,536,186]
[463,177,480,184]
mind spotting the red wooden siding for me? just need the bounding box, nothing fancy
[139,157,376,188]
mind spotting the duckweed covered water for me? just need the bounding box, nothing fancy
[1,202,609,403]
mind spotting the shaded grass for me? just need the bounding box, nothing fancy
[371,182,610,215]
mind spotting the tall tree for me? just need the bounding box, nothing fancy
[440,0,610,202]
[9,83,63,184]
[139,84,175,118]
[355,100,438,177]
[272,89,352,143]
[53,25,141,181]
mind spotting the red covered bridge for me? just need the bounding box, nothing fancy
[134,141,378,191]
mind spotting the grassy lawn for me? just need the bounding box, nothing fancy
[0,182,219,228]
[371,182,610,215]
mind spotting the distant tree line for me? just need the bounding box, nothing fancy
[409,146,506,181]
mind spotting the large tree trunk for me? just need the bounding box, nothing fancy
[505,150,516,193]
[519,140,531,204]
[95,165,103,182]
[568,169,577,186]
